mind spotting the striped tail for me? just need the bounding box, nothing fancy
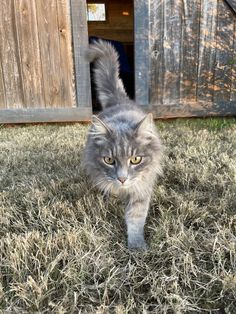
[86,39,129,109]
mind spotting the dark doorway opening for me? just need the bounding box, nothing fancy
[87,0,134,112]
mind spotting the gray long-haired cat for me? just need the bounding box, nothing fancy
[83,40,162,250]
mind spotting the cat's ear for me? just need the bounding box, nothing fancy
[90,115,112,136]
[135,113,154,134]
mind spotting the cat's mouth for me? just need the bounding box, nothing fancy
[101,178,134,194]
[116,180,132,190]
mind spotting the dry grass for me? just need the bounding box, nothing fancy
[0,118,236,313]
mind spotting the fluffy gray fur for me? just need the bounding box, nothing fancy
[83,40,162,250]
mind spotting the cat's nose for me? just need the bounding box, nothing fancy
[118,176,127,184]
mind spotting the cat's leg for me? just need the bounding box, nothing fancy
[125,195,151,250]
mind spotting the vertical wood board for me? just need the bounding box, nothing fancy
[56,0,75,107]
[0,0,24,109]
[0,53,6,108]
[180,0,201,103]
[14,0,44,108]
[231,18,236,100]
[149,0,164,105]
[35,0,62,108]
[197,0,218,102]
[214,0,235,102]
[134,0,150,106]
[70,0,91,108]
[162,0,182,104]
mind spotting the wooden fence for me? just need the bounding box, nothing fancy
[146,0,236,117]
[0,0,91,123]
[0,0,236,123]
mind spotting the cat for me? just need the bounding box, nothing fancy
[83,40,163,250]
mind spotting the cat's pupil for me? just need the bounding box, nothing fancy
[104,157,115,165]
[130,156,142,165]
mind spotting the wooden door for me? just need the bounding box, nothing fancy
[0,0,92,123]
[135,0,236,118]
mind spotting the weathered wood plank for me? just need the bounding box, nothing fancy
[197,0,218,102]
[0,107,92,124]
[56,0,75,108]
[180,0,201,103]
[0,56,6,108]
[214,0,235,102]
[134,0,150,106]
[149,0,164,105]
[162,0,182,104]
[14,0,44,108]
[35,0,62,108]
[3,100,234,122]
[149,101,236,118]
[0,0,23,108]
[230,15,236,100]
[70,0,91,108]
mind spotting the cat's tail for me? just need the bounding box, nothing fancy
[86,39,129,109]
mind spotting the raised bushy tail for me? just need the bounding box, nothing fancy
[86,40,129,109]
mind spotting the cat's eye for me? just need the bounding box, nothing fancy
[130,156,142,165]
[104,157,115,165]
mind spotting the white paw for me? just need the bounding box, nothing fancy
[128,238,148,251]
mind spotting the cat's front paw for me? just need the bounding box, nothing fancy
[128,238,148,251]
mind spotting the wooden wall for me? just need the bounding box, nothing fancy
[0,0,75,110]
[149,0,236,117]
[1,0,235,122]
[87,0,134,43]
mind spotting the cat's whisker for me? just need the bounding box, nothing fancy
[93,176,114,195]
[92,179,106,189]
[102,182,113,196]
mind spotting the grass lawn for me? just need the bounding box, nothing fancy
[0,118,236,313]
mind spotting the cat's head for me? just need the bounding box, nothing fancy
[85,113,162,195]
